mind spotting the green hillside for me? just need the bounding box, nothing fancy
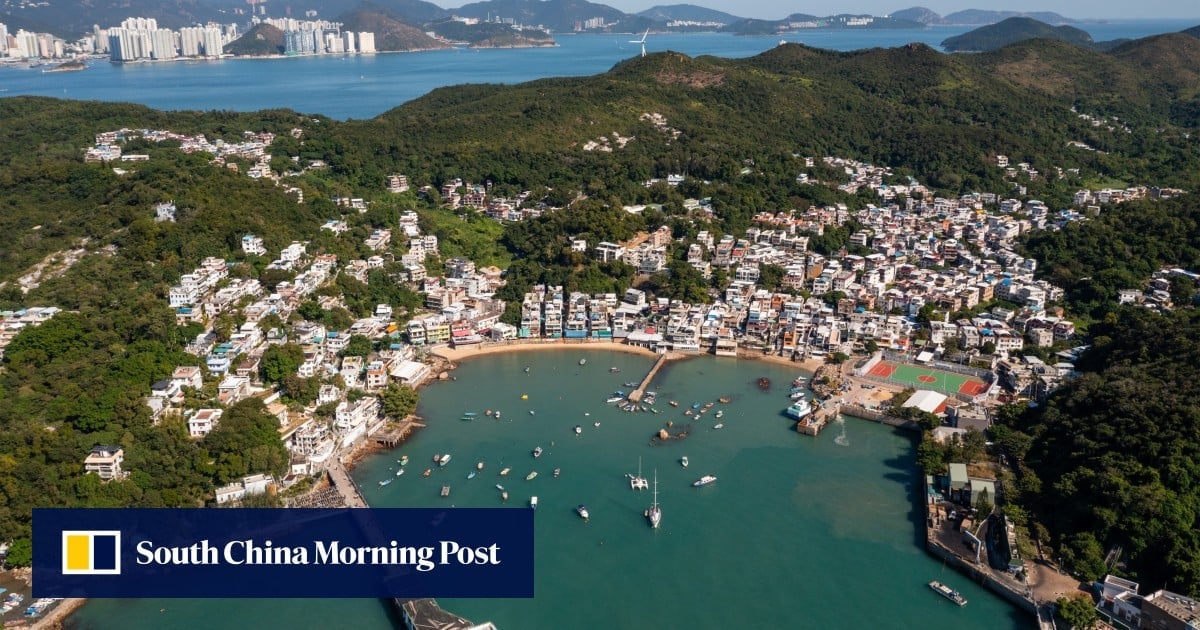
[942,17,1093,52]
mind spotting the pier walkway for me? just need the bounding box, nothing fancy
[327,456,367,508]
[374,417,425,448]
[627,353,671,403]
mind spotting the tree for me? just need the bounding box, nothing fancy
[981,340,997,355]
[961,428,987,464]
[1055,593,1098,630]
[380,383,419,419]
[259,343,304,384]
[864,340,879,354]
[916,435,947,474]
[827,352,849,364]
[341,334,373,358]
[974,488,994,517]
[4,538,32,567]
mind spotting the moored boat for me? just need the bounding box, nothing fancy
[399,455,409,466]
[646,470,662,528]
[530,496,538,509]
[379,478,393,486]
[713,423,724,429]
[439,453,452,466]
[928,580,967,606]
[422,468,432,477]
[499,467,511,476]
[502,491,509,502]
[477,461,485,471]
[579,358,587,366]
[467,471,476,479]
[533,446,543,458]
[526,471,538,481]
[693,475,717,487]
[785,399,812,420]
[669,400,679,407]
[576,504,589,520]
[681,456,689,468]
[575,425,582,435]
[396,468,405,477]
[441,485,451,497]
[554,467,561,477]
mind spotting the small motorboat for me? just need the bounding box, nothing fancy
[576,504,589,520]
[530,496,538,509]
[610,367,620,373]
[554,467,561,478]
[502,491,509,502]
[477,461,485,471]
[533,446,543,458]
[441,485,451,497]
[499,467,511,476]
[379,479,393,486]
[669,400,679,407]
[422,468,432,477]
[467,471,476,480]
[579,358,587,366]
[433,453,441,462]
[575,425,582,435]
[594,421,601,427]
[681,456,689,468]
[396,468,405,477]
[399,455,409,466]
[526,471,538,481]
[496,484,505,491]
[713,423,725,429]
[529,410,536,416]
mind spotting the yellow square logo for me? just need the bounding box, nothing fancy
[61,531,121,575]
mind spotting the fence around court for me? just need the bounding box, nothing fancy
[881,349,994,380]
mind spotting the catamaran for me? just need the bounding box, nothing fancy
[646,470,662,528]
[629,456,649,490]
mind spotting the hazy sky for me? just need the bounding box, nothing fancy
[602,1,1200,20]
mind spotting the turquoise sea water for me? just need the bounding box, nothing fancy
[69,351,1031,629]
[1,21,1194,120]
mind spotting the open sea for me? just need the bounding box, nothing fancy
[0,21,1194,120]
[68,351,1031,629]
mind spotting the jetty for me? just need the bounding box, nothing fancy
[374,417,426,448]
[796,403,838,436]
[327,456,367,508]
[391,598,496,629]
[627,354,671,403]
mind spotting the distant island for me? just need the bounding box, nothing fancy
[942,17,1094,52]
[42,60,87,72]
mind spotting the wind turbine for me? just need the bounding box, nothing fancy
[629,28,649,58]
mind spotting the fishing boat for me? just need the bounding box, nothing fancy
[395,468,405,477]
[785,399,813,420]
[441,485,451,497]
[575,425,582,435]
[467,471,476,480]
[928,580,967,606]
[422,468,432,477]
[433,453,441,462]
[646,470,662,528]
[713,423,724,429]
[576,505,590,520]
[533,446,543,458]
[530,496,538,509]
[526,471,538,481]
[693,475,717,487]
[399,455,409,466]
[439,453,452,466]
[554,467,561,478]
[718,397,731,403]
[499,467,511,476]
[681,456,689,468]
[579,358,587,366]
[379,478,393,486]
[485,409,493,417]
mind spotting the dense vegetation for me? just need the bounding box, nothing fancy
[941,17,1093,52]
[2,33,1200,586]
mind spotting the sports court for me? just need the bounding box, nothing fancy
[865,361,988,397]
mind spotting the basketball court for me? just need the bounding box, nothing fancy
[865,361,988,396]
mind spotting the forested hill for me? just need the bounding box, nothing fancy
[941,17,1093,52]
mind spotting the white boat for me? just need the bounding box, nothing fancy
[378,478,393,486]
[575,425,582,435]
[441,485,450,497]
[606,396,624,404]
[629,456,649,490]
[576,504,590,520]
[713,423,724,429]
[681,456,689,468]
[646,470,662,528]
[395,468,404,477]
[399,455,409,466]
[693,475,717,487]
[499,467,511,476]
[714,410,724,418]
[594,421,601,427]
[439,453,452,466]
[579,358,587,366]
[530,496,538,509]
[467,471,476,479]
[526,471,538,481]
[533,446,543,458]
[502,491,509,501]
[496,484,505,491]
[554,467,561,478]
[790,390,807,400]
[477,461,484,471]
[529,410,536,416]
[785,399,812,420]
[929,580,967,606]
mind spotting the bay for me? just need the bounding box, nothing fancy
[0,21,1193,120]
[68,351,1031,629]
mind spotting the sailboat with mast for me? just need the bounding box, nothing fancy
[645,469,662,528]
[627,456,648,490]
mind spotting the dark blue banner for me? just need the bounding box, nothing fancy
[33,508,534,598]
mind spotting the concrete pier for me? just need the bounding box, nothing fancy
[327,456,367,508]
[796,403,838,436]
[627,353,671,403]
[374,418,425,447]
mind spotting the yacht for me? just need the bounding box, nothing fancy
[533,446,543,458]
[692,475,717,487]
[576,504,590,520]
[929,580,967,606]
[530,496,538,509]
[629,456,649,490]
[439,453,452,466]
[785,398,813,420]
[646,470,662,529]
[681,456,689,468]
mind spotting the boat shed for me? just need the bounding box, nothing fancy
[902,389,949,415]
